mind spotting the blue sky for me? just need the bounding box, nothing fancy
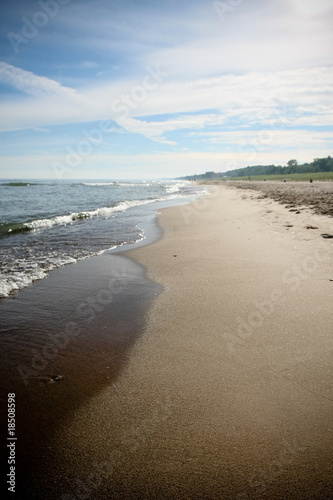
[0,0,332,179]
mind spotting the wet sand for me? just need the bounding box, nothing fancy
[50,183,333,499]
[0,253,161,499]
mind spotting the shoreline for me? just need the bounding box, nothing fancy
[0,247,162,499]
[50,183,333,499]
[1,183,332,498]
[0,194,201,499]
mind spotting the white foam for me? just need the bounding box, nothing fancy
[21,181,196,235]
[166,182,183,194]
[82,182,149,187]
[0,255,77,298]
[82,182,118,186]
[0,270,46,298]
[23,197,176,234]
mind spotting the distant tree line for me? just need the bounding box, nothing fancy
[181,156,333,180]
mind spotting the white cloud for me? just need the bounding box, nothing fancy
[290,0,333,17]
[191,130,333,150]
[0,64,332,141]
[115,114,226,144]
[1,0,332,179]
[0,62,78,99]
[145,0,333,78]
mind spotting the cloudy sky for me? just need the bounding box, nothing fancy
[0,0,332,179]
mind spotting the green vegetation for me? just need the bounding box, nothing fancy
[181,156,333,182]
[225,156,333,178]
[229,171,333,182]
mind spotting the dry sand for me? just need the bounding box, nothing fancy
[226,180,333,217]
[55,183,333,499]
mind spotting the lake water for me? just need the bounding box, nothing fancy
[0,179,205,298]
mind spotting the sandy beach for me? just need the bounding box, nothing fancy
[2,1,333,497]
[226,180,333,217]
[48,182,333,499]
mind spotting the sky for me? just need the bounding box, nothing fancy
[0,0,332,180]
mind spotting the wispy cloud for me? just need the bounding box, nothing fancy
[145,0,333,78]
[191,129,333,150]
[0,62,77,98]
[33,127,50,133]
[0,0,332,177]
[0,61,332,156]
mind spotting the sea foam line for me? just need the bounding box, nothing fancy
[20,196,175,233]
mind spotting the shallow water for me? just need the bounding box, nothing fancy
[0,250,162,499]
[0,179,205,297]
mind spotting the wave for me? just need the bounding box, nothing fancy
[0,232,146,298]
[81,181,152,187]
[0,254,78,298]
[0,222,31,237]
[82,182,119,186]
[0,196,175,238]
[0,248,111,298]
[166,182,183,194]
[0,181,202,297]
[1,182,34,187]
